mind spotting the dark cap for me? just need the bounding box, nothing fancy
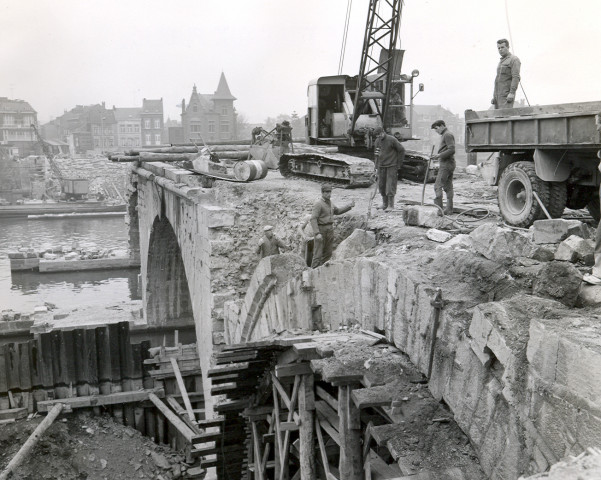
[321,185,332,192]
[373,127,384,135]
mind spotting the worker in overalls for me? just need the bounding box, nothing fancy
[492,39,521,109]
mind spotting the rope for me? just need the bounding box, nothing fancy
[504,0,530,106]
[338,0,353,75]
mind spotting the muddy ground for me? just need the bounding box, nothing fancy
[0,413,191,480]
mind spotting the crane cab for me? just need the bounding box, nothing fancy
[306,73,419,148]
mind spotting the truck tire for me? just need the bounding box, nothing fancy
[546,181,567,218]
[498,161,550,227]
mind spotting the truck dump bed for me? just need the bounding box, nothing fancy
[465,101,601,152]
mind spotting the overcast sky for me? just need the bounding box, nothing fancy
[2,0,600,124]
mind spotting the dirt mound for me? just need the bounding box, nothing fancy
[0,413,191,480]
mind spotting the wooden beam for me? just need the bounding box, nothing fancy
[278,375,300,480]
[166,395,201,434]
[315,416,333,478]
[0,408,27,421]
[316,385,338,411]
[251,422,265,480]
[293,342,322,361]
[37,388,165,412]
[148,393,197,444]
[271,374,291,409]
[275,363,312,378]
[338,385,362,480]
[299,374,316,480]
[169,357,195,422]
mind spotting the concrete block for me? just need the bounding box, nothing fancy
[331,228,376,260]
[403,205,450,229]
[532,262,582,307]
[426,228,452,243]
[203,205,235,228]
[532,219,586,244]
[554,235,594,265]
[470,223,533,263]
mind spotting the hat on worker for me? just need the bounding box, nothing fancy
[321,185,332,192]
[264,225,273,232]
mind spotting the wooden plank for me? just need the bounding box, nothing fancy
[169,357,195,422]
[338,385,362,480]
[18,343,32,391]
[275,363,312,378]
[0,408,27,421]
[147,392,197,444]
[316,385,338,411]
[315,416,333,476]
[5,344,19,391]
[72,329,90,397]
[95,326,112,394]
[84,329,99,395]
[315,401,339,433]
[208,362,250,376]
[149,367,203,379]
[293,342,322,360]
[195,416,225,428]
[37,388,165,412]
[166,396,201,434]
[251,421,265,480]
[271,374,291,409]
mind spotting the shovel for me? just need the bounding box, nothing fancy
[421,145,436,206]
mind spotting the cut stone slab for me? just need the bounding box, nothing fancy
[331,228,376,260]
[532,261,582,307]
[403,205,452,229]
[426,229,452,243]
[470,223,533,263]
[532,219,587,244]
[554,235,594,265]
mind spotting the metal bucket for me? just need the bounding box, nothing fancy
[233,160,268,181]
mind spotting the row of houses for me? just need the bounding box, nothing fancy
[2,72,464,157]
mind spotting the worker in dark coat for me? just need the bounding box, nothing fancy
[431,120,456,215]
[256,225,288,258]
[374,127,405,211]
[310,185,354,268]
[492,39,521,109]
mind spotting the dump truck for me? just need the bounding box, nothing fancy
[465,101,601,227]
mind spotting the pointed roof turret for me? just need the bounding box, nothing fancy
[212,72,236,101]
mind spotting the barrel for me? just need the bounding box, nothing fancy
[233,160,269,181]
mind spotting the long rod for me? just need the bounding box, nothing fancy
[0,403,64,480]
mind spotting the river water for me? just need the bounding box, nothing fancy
[0,216,140,313]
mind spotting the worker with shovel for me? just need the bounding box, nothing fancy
[431,120,456,215]
[374,127,405,211]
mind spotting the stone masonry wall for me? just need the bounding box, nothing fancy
[225,252,601,479]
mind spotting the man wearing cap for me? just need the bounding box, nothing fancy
[431,120,456,215]
[256,225,288,259]
[374,127,405,211]
[310,185,355,268]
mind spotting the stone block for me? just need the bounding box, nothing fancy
[554,235,594,265]
[532,261,582,307]
[578,284,601,307]
[203,205,235,228]
[532,219,586,244]
[141,162,168,177]
[470,223,533,263]
[209,240,235,256]
[163,168,193,184]
[527,319,560,383]
[331,228,376,260]
[402,205,450,229]
[426,228,452,243]
[437,233,473,250]
[529,245,555,262]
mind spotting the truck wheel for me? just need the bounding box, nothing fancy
[546,181,567,218]
[498,161,550,227]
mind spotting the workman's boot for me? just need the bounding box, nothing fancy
[381,195,389,210]
[434,196,443,216]
[444,197,454,216]
[387,195,395,210]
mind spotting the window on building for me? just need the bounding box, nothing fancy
[145,134,151,145]
[208,121,215,133]
[154,119,160,129]
[220,121,229,133]
[93,126,99,135]
[4,116,14,125]
[221,106,228,115]
[134,125,140,133]
[135,138,140,146]
[190,124,201,133]
[144,119,151,129]
[154,134,161,145]
[127,124,133,133]
[193,105,198,113]
[120,125,125,134]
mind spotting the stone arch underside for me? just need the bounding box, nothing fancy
[146,215,193,326]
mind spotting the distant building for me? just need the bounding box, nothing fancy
[140,99,164,147]
[164,118,183,145]
[180,73,237,144]
[411,105,465,153]
[114,107,141,149]
[0,97,38,157]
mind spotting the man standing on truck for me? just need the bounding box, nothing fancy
[492,38,521,109]
[310,185,355,268]
[374,127,405,211]
[431,120,456,215]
